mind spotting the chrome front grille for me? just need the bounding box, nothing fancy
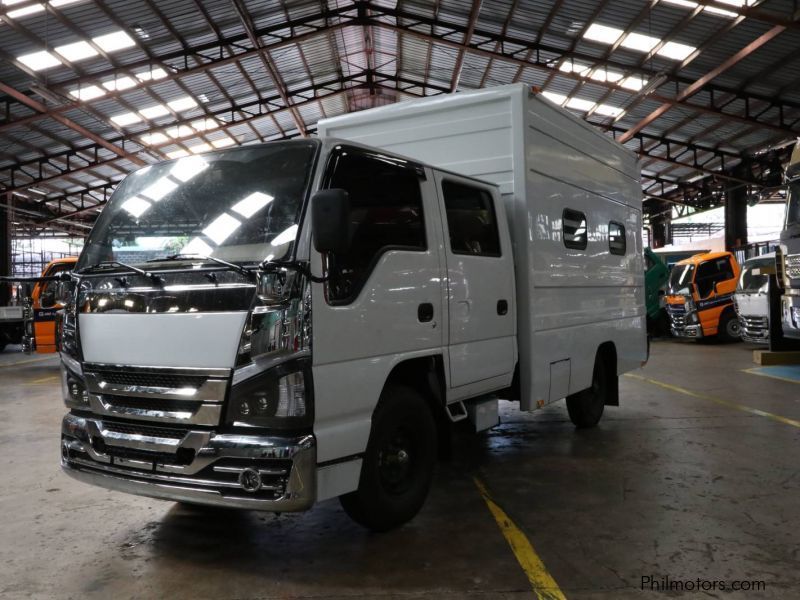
[667,304,687,329]
[83,364,230,426]
[787,254,800,280]
[739,315,769,342]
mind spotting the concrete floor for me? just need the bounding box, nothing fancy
[0,340,798,599]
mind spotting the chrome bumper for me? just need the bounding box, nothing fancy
[782,294,800,340]
[61,413,316,511]
[671,323,703,338]
[739,314,769,344]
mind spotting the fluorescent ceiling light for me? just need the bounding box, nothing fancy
[136,68,167,81]
[102,76,136,91]
[139,104,169,119]
[181,237,214,256]
[191,118,220,131]
[620,32,661,52]
[110,112,141,126]
[565,97,596,112]
[166,149,189,159]
[541,91,567,105]
[55,40,97,62]
[232,192,273,219]
[140,132,169,145]
[189,143,211,154]
[141,177,177,201]
[620,75,647,91]
[121,196,151,218]
[8,3,45,18]
[92,30,135,53]
[203,213,241,245]
[594,103,624,117]
[69,85,105,101]
[583,23,623,44]
[170,155,208,182]
[211,137,235,148]
[17,50,62,71]
[657,40,696,60]
[168,96,198,112]
[270,225,298,247]
[166,124,194,138]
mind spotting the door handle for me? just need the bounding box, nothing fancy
[418,303,434,322]
[497,299,508,315]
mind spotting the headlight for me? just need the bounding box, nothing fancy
[61,366,89,409]
[226,359,313,429]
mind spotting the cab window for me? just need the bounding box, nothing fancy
[695,257,734,298]
[441,181,501,257]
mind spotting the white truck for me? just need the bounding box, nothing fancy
[734,253,774,344]
[778,142,800,340]
[57,84,647,531]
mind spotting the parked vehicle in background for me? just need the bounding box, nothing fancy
[734,253,774,344]
[0,304,24,352]
[52,85,647,531]
[665,251,741,342]
[644,247,669,335]
[23,257,78,354]
[777,142,800,340]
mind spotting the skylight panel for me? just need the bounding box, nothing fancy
[168,97,198,112]
[136,68,167,81]
[102,76,136,91]
[92,30,136,53]
[583,23,623,45]
[211,137,235,148]
[50,0,85,7]
[558,61,591,76]
[590,67,623,83]
[565,97,596,112]
[140,132,169,145]
[620,75,647,91]
[191,118,220,131]
[189,143,212,154]
[232,192,273,219]
[170,155,208,182]
[54,40,98,62]
[167,149,189,160]
[8,3,45,18]
[594,104,625,117]
[620,32,661,53]
[166,125,194,138]
[69,85,105,101]
[657,40,696,61]
[141,177,177,201]
[203,213,241,244]
[110,112,141,126]
[17,50,62,71]
[120,196,151,218]
[139,104,170,119]
[541,91,567,106]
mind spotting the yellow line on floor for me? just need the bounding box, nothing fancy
[473,477,567,600]
[0,355,56,369]
[625,372,800,429]
[27,375,59,384]
[742,367,800,386]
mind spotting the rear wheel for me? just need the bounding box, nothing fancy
[566,354,608,428]
[718,310,741,343]
[340,385,437,532]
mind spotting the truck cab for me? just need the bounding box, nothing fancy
[23,257,78,354]
[644,247,669,334]
[665,251,741,341]
[733,253,774,344]
[778,142,800,339]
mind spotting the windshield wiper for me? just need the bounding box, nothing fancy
[77,260,164,284]
[148,254,255,279]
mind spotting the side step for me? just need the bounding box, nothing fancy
[445,396,499,432]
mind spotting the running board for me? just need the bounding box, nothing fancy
[445,401,468,422]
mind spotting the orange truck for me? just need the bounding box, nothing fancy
[665,251,742,342]
[22,257,77,354]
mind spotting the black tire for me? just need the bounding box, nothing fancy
[566,354,608,428]
[340,385,437,532]
[717,310,741,343]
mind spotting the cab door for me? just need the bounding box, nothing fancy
[433,173,515,397]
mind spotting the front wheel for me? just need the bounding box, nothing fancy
[566,354,609,428]
[340,385,437,532]
[717,310,741,343]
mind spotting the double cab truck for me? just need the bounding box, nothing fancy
[733,253,774,344]
[33,85,647,530]
[22,257,78,354]
[778,142,800,339]
[665,251,742,342]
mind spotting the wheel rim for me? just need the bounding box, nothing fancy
[378,426,416,494]
[726,318,741,338]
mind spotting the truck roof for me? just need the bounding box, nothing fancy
[675,251,734,266]
[46,257,78,266]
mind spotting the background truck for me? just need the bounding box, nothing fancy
[23,257,78,354]
[645,247,670,336]
[0,304,24,352]
[54,84,647,531]
[734,253,774,344]
[777,141,800,339]
[665,251,741,341]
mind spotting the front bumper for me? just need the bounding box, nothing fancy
[61,413,316,511]
[739,314,769,344]
[670,323,703,338]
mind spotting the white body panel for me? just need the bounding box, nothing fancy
[734,292,769,318]
[318,84,647,411]
[79,312,247,368]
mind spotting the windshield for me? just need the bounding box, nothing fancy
[668,263,695,294]
[738,257,773,292]
[786,179,800,228]
[76,141,318,271]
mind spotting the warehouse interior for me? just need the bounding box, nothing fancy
[1,1,799,598]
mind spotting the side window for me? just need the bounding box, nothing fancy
[563,208,587,250]
[609,221,626,255]
[695,257,734,297]
[441,180,501,257]
[325,148,426,304]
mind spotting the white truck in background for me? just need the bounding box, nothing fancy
[53,84,646,531]
[734,253,774,344]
